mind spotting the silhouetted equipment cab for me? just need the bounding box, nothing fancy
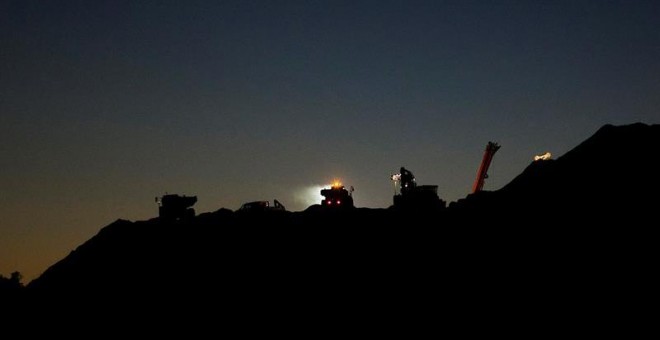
[391,167,446,210]
[238,199,286,212]
[156,194,197,221]
[321,182,354,208]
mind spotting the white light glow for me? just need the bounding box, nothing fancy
[294,184,331,208]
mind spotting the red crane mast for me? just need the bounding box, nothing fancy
[472,142,501,193]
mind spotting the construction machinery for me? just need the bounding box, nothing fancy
[321,182,354,208]
[472,142,500,193]
[391,167,446,210]
[239,199,286,212]
[156,194,197,221]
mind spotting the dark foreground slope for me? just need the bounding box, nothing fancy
[28,208,453,293]
[21,123,659,320]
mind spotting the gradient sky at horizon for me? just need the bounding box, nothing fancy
[2,0,659,281]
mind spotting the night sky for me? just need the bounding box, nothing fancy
[2,0,659,281]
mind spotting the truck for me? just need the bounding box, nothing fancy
[321,182,354,209]
[156,194,197,221]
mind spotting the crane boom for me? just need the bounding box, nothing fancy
[472,142,501,193]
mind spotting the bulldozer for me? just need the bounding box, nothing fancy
[156,194,197,221]
[391,167,445,210]
[321,182,354,209]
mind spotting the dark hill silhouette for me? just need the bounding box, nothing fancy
[20,123,658,318]
[451,123,659,223]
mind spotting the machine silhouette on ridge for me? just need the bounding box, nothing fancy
[239,199,286,212]
[321,182,355,208]
[156,194,197,221]
[150,142,503,216]
[391,167,446,209]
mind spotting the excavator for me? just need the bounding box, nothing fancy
[391,167,445,210]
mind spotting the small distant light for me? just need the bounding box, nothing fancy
[337,200,341,205]
[534,152,552,161]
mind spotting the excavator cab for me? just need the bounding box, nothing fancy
[398,167,417,194]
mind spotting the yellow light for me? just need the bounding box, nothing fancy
[332,180,342,188]
[534,152,552,161]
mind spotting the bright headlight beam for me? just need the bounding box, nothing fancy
[294,184,331,208]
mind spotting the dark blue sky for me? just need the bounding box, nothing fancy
[2,0,659,280]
